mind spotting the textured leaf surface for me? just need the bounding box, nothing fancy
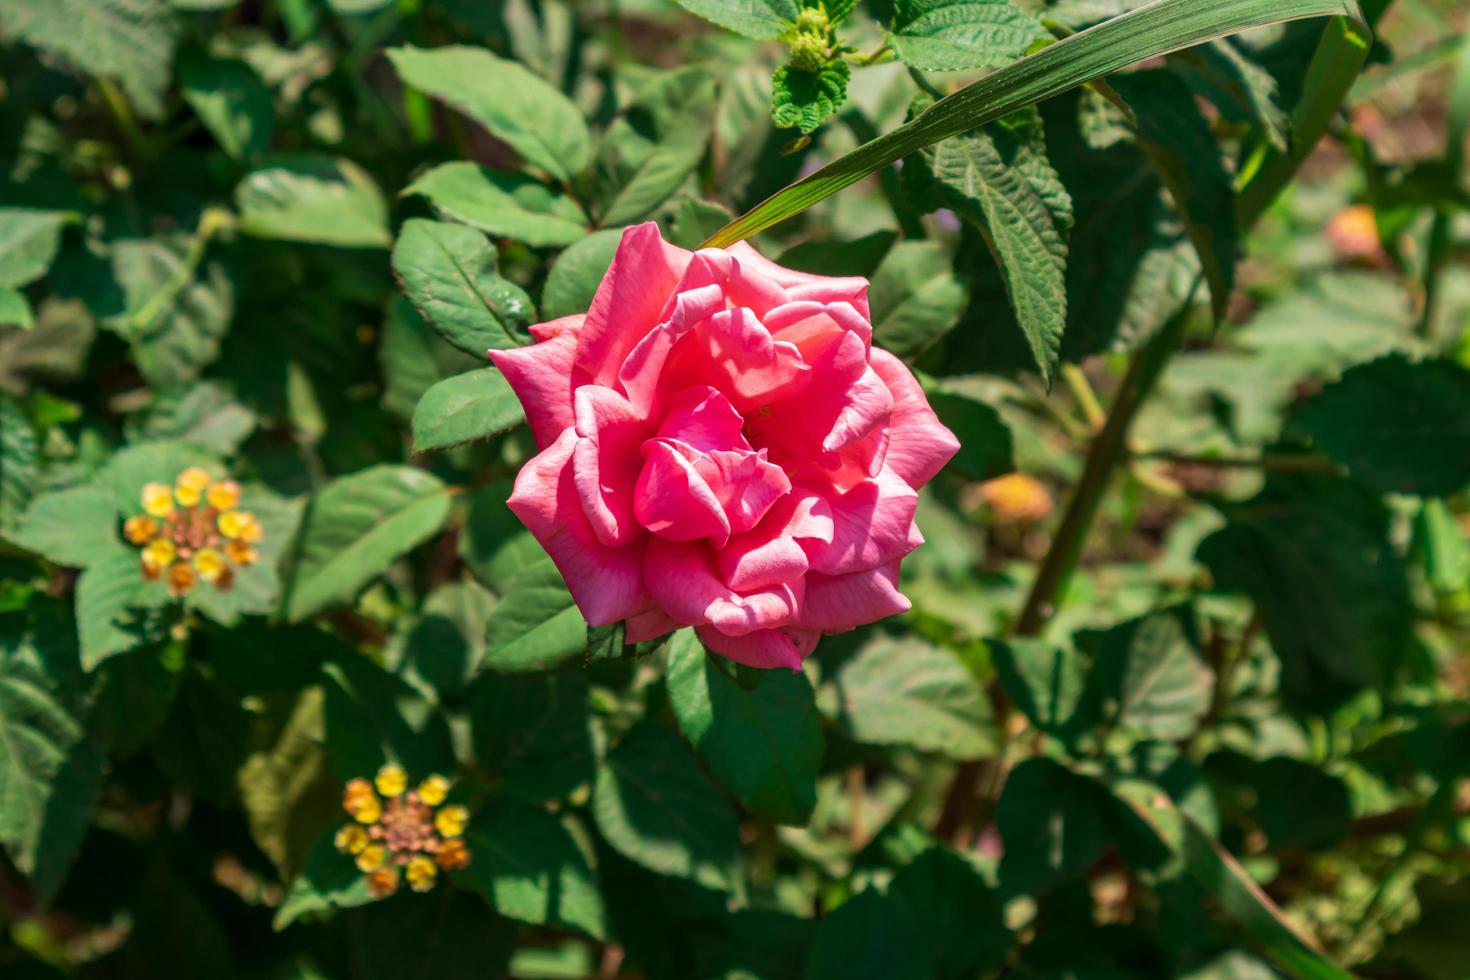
[1288,355,1470,495]
[835,635,993,758]
[665,629,822,825]
[670,0,796,38]
[771,60,851,135]
[405,163,589,248]
[411,368,524,452]
[870,241,968,357]
[387,45,591,182]
[392,219,535,356]
[482,557,588,672]
[1079,608,1213,740]
[0,209,73,289]
[903,103,1073,384]
[236,156,389,247]
[462,802,606,938]
[285,465,451,621]
[593,722,744,893]
[888,0,1045,71]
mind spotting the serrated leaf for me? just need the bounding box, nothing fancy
[902,102,1072,384]
[405,163,589,248]
[870,240,968,357]
[1199,474,1412,708]
[9,486,121,568]
[665,629,823,825]
[888,0,1045,72]
[0,397,37,530]
[1109,71,1238,322]
[592,722,744,893]
[178,50,274,161]
[76,545,166,670]
[392,219,535,357]
[285,465,452,621]
[1181,39,1289,151]
[590,67,718,225]
[482,556,588,672]
[0,0,179,119]
[469,667,595,803]
[0,611,104,901]
[771,59,850,134]
[387,45,591,183]
[411,368,524,452]
[104,235,236,388]
[273,828,373,929]
[670,0,796,38]
[835,634,994,758]
[1079,607,1214,741]
[236,156,389,247]
[124,380,257,452]
[461,802,606,939]
[541,228,622,320]
[1287,354,1470,496]
[0,209,73,289]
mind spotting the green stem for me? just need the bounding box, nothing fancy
[128,206,234,337]
[97,77,146,160]
[1014,295,1195,637]
[1415,29,1470,342]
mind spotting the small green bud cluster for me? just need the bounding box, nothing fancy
[783,3,835,73]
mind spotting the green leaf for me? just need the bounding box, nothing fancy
[771,59,850,135]
[703,0,1368,248]
[178,50,274,161]
[387,45,592,183]
[590,67,719,225]
[804,887,930,980]
[285,465,452,621]
[1110,71,1238,321]
[1199,474,1412,707]
[9,486,121,568]
[670,0,797,38]
[1079,607,1214,741]
[104,235,236,388]
[482,556,588,672]
[0,610,104,902]
[403,581,495,698]
[996,757,1115,897]
[236,687,336,878]
[990,637,1092,743]
[541,228,622,320]
[124,380,257,453]
[0,298,95,395]
[0,397,37,530]
[592,722,744,893]
[0,288,32,329]
[76,546,165,670]
[0,209,74,289]
[405,163,589,249]
[902,102,1072,384]
[1287,354,1470,496]
[0,0,180,119]
[273,827,373,929]
[888,0,1045,72]
[926,389,1015,481]
[411,368,524,453]
[665,629,823,825]
[391,219,535,357]
[320,654,455,779]
[870,241,968,358]
[461,801,606,938]
[888,848,1012,979]
[458,483,547,593]
[91,646,181,757]
[236,156,389,248]
[834,634,994,758]
[95,440,215,514]
[468,667,595,803]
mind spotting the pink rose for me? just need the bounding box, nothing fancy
[489,223,959,670]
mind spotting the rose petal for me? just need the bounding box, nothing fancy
[572,386,650,548]
[806,469,920,576]
[634,440,730,546]
[626,607,681,644]
[868,347,961,488]
[795,561,911,632]
[530,313,585,343]
[716,523,809,593]
[507,429,650,626]
[656,385,747,454]
[574,222,692,387]
[726,241,870,318]
[617,279,728,417]
[644,538,801,635]
[695,449,790,536]
[697,624,819,671]
[487,333,578,450]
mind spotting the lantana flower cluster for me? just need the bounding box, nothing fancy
[333,764,471,899]
[122,467,261,597]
